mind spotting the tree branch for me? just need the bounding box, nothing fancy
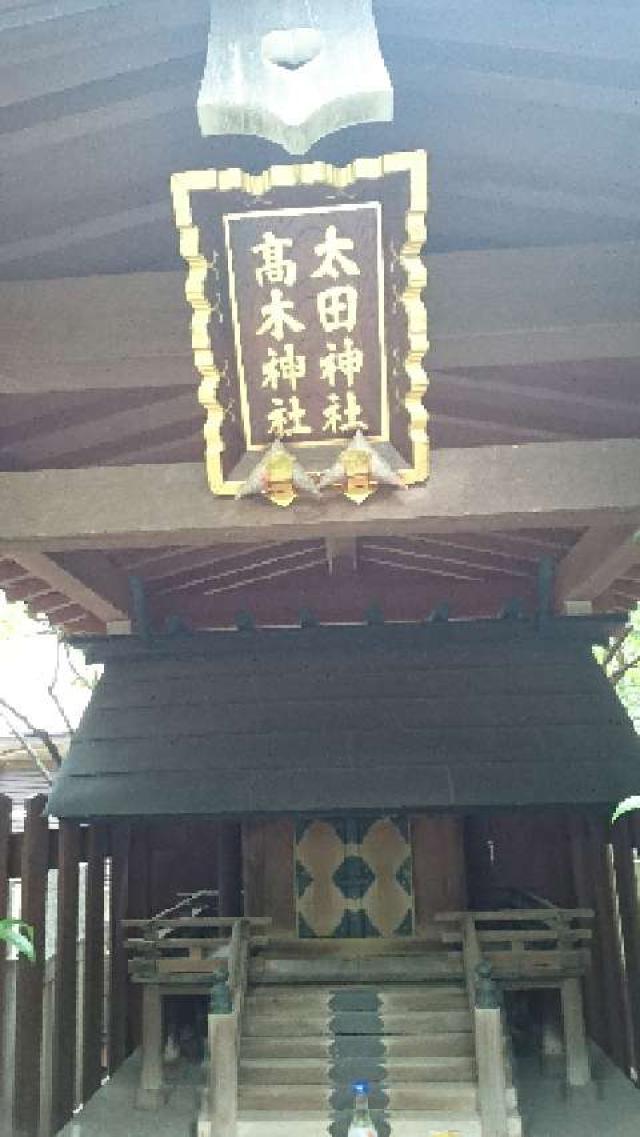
[0,696,62,769]
[0,713,54,785]
[47,637,73,733]
[610,655,640,687]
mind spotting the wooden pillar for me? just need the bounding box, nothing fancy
[576,815,629,1072]
[136,984,165,1109]
[208,1012,238,1137]
[0,795,11,1096]
[561,977,591,1086]
[474,1006,509,1137]
[13,795,48,1137]
[568,813,608,1051]
[588,816,630,1072]
[127,826,152,1052]
[51,821,81,1131]
[217,822,242,917]
[612,817,640,1077]
[108,824,130,1074]
[83,825,106,1102]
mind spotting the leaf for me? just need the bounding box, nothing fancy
[612,797,640,824]
[0,918,35,961]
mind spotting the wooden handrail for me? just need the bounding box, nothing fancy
[435,908,594,923]
[123,915,271,928]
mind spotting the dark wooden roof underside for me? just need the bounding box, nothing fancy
[47,618,640,820]
[0,0,638,631]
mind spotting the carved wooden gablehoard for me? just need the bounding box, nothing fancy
[197,1,393,155]
[171,151,428,506]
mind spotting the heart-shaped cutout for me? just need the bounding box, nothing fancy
[262,27,324,71]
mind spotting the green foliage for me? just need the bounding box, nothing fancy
[598,606,640,823]
[0,918,35,961]
[612,797,640,824]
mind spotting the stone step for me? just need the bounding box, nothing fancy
[236,1109,484,1137]
[239,1055,476,1085]
[249,982,466,1002]
[241,1030,475,1060]
[244,1009,472,1036]
[251,955,464,986]
[238,1081,478,1112]
[246,986,468,1013]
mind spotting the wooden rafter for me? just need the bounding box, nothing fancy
[1,242,640,394]
[7,550,129,623]
[554,523,640,609]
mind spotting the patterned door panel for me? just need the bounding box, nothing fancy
[295,816,414,938]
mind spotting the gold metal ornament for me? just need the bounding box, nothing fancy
[235,439,320,507]
[318,430,406,504]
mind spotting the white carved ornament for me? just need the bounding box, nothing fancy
[197,1,393,154]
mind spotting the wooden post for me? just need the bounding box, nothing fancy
[474,1006,509,1137]
[51,821,81,1131]
[0,794,11,1098]
[217,823,242,917]
[561,977,590,1086]
[136,983,165,1109]
[585,816,629,1072]
[611,817,640,1077]
[13,795,48,1137]
[208,1011,238,1137]
[568,814,608,1051]
[108,824,130,1073]
[83,824,105,1102]
[127,826,152,1052]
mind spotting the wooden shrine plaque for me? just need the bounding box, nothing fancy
[171,152,428,496]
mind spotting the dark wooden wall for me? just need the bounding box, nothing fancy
[241,814,467,938]
[411,815,467,935]
[242,818,296,934]
[1,795,129,1137]
[465,807,640,1082]
[464,811,577,909]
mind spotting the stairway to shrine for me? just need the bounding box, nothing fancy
[235,948,522,1136]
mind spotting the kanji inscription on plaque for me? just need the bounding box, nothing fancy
[224,203,387,450]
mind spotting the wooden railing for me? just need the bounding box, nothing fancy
[123,914,270,978]
[124,915,270,1117]
[436,907,594,982]
[437,906,594,1101]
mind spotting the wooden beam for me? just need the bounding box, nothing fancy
[554,523,640,607]
[325,536,358,574]
[0,439,639,551]
[1,242,639,393]
[7,549,130,622]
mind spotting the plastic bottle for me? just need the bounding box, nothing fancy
[347,1081,378,1137]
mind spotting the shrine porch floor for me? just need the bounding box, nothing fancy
[56,1045,639,1137]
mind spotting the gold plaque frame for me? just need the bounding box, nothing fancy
[171,151,429,496]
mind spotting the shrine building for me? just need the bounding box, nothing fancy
[1,3,640,1137]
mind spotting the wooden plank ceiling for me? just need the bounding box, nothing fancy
[0,0,638,631]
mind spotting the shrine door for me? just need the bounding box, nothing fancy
[294,816,414,938]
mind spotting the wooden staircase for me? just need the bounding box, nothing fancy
[230,947,521,1136]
